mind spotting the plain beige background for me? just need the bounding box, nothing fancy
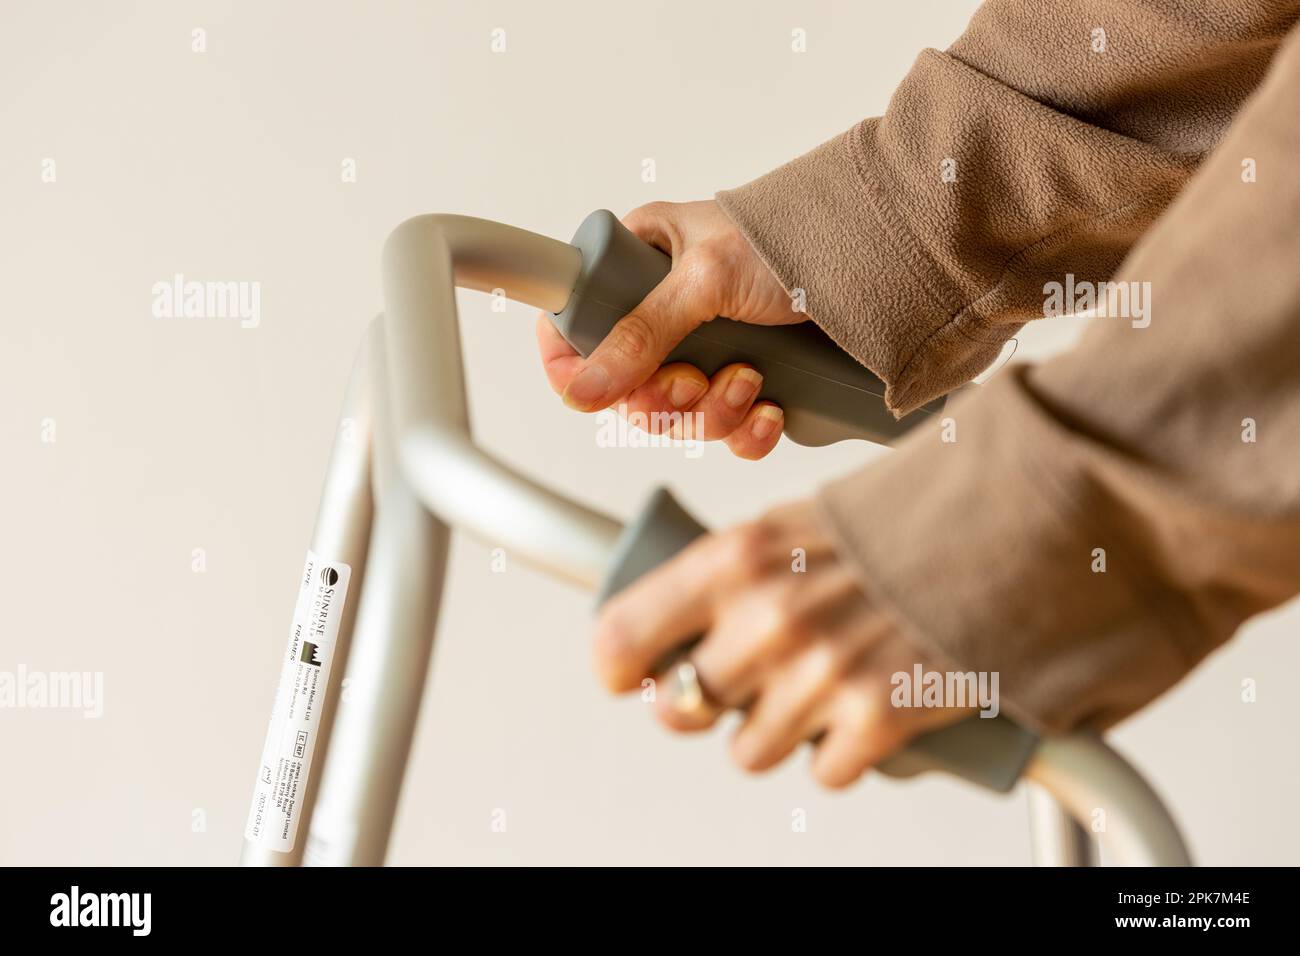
[2,0,1296,865]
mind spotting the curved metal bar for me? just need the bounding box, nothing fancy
[300,320,450,867]
[1027,782,1097,867]
[1025,735,1193,866]
[381,215,622,588]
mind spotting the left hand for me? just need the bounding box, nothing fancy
[536,200,800,460]
[593,499,970,788]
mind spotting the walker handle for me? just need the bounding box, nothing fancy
[597,487,1040,793]
[550,210,945,448]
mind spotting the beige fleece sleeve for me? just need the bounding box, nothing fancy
[717,0,1298,415]
[818,21,1300,734]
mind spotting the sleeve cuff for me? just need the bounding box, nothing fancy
[716,124,993,417]
[815,368,1198,734]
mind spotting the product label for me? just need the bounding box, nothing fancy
[244,550,351,852]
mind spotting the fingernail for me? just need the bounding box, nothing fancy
[724,368,763,409]
[563,363,612,410]
[750,404,784,439]
[668,376,707,409]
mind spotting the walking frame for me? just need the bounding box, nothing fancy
[239,213,1192,867]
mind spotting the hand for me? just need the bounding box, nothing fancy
[592,500,970,788]
[536,199,801,460]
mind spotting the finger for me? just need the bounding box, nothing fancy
[535,313,584,395]
[591,533,726,693]
[620,362,710,434]
[729,642,847,773]
[811,672,960,790]
[688,563,866,709]
[723,402,784,460]
[809,681,904,790]
[650,656,726,734]
[561,261,720,412]
[683,364,764,440]
[651,628,790,737]
[681,591,792,714]
[622,202,678,254]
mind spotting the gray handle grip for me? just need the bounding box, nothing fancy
[551,209,945,447]
[599,487,1039,793]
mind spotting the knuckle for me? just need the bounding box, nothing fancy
[837,686,889,740]
[682,242,731,287]
[718,520,778,580]
[760,597,810,651]
[801,642,840,686]
[633,200,672,221]
[609,311,658,362]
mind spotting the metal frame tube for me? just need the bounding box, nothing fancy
[381,215,622,588]
[298,321,450,866]
[239,325,376,866]
[302,479,447,866]
[1025,735,1192,866]
[1028,783,1098,867]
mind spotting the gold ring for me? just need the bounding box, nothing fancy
[669,659,709,716]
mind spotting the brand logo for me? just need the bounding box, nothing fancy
[1043,273,1151,328]
[151,273,261,329]
[890,664,1000,718]
[50,886,151,936]
[0,666,103,718]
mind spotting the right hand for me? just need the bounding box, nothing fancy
[535,199,804,460]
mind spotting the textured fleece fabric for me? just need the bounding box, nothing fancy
[716,1,1300,733]
[719,0,1296,416]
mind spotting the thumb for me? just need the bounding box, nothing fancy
[561,266,717,412]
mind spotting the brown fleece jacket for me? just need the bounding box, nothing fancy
[720,0,1296,416]
[716,1,1300,733]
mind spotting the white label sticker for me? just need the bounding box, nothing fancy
[244,550,351,853]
